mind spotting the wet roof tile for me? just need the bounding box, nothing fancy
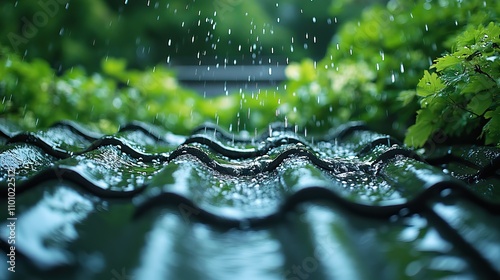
[0,120,499,279]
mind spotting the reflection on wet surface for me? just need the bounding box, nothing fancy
[0,121,499,279]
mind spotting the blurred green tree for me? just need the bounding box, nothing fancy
[0,0,362,71]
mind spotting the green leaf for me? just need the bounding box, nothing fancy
[454,25,483,48]
[485,110,495,119]
[416,70,445,97]
[397,90,416,106]
[461,74,496,95]
[483,108,500,145]
[467,91,492,116]
[404,109,435,147]
[432,55,462,72]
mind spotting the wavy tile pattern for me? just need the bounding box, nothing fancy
[0,119,499,279]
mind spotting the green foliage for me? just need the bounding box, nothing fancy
[0,0,341,72]
[277,0,500,140]
[0,48,199,133]
[0,47,282,134]
[405,22,500,147]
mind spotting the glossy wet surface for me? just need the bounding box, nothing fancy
[0,120,499,279]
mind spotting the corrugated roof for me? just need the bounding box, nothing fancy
[0,120,499,280]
